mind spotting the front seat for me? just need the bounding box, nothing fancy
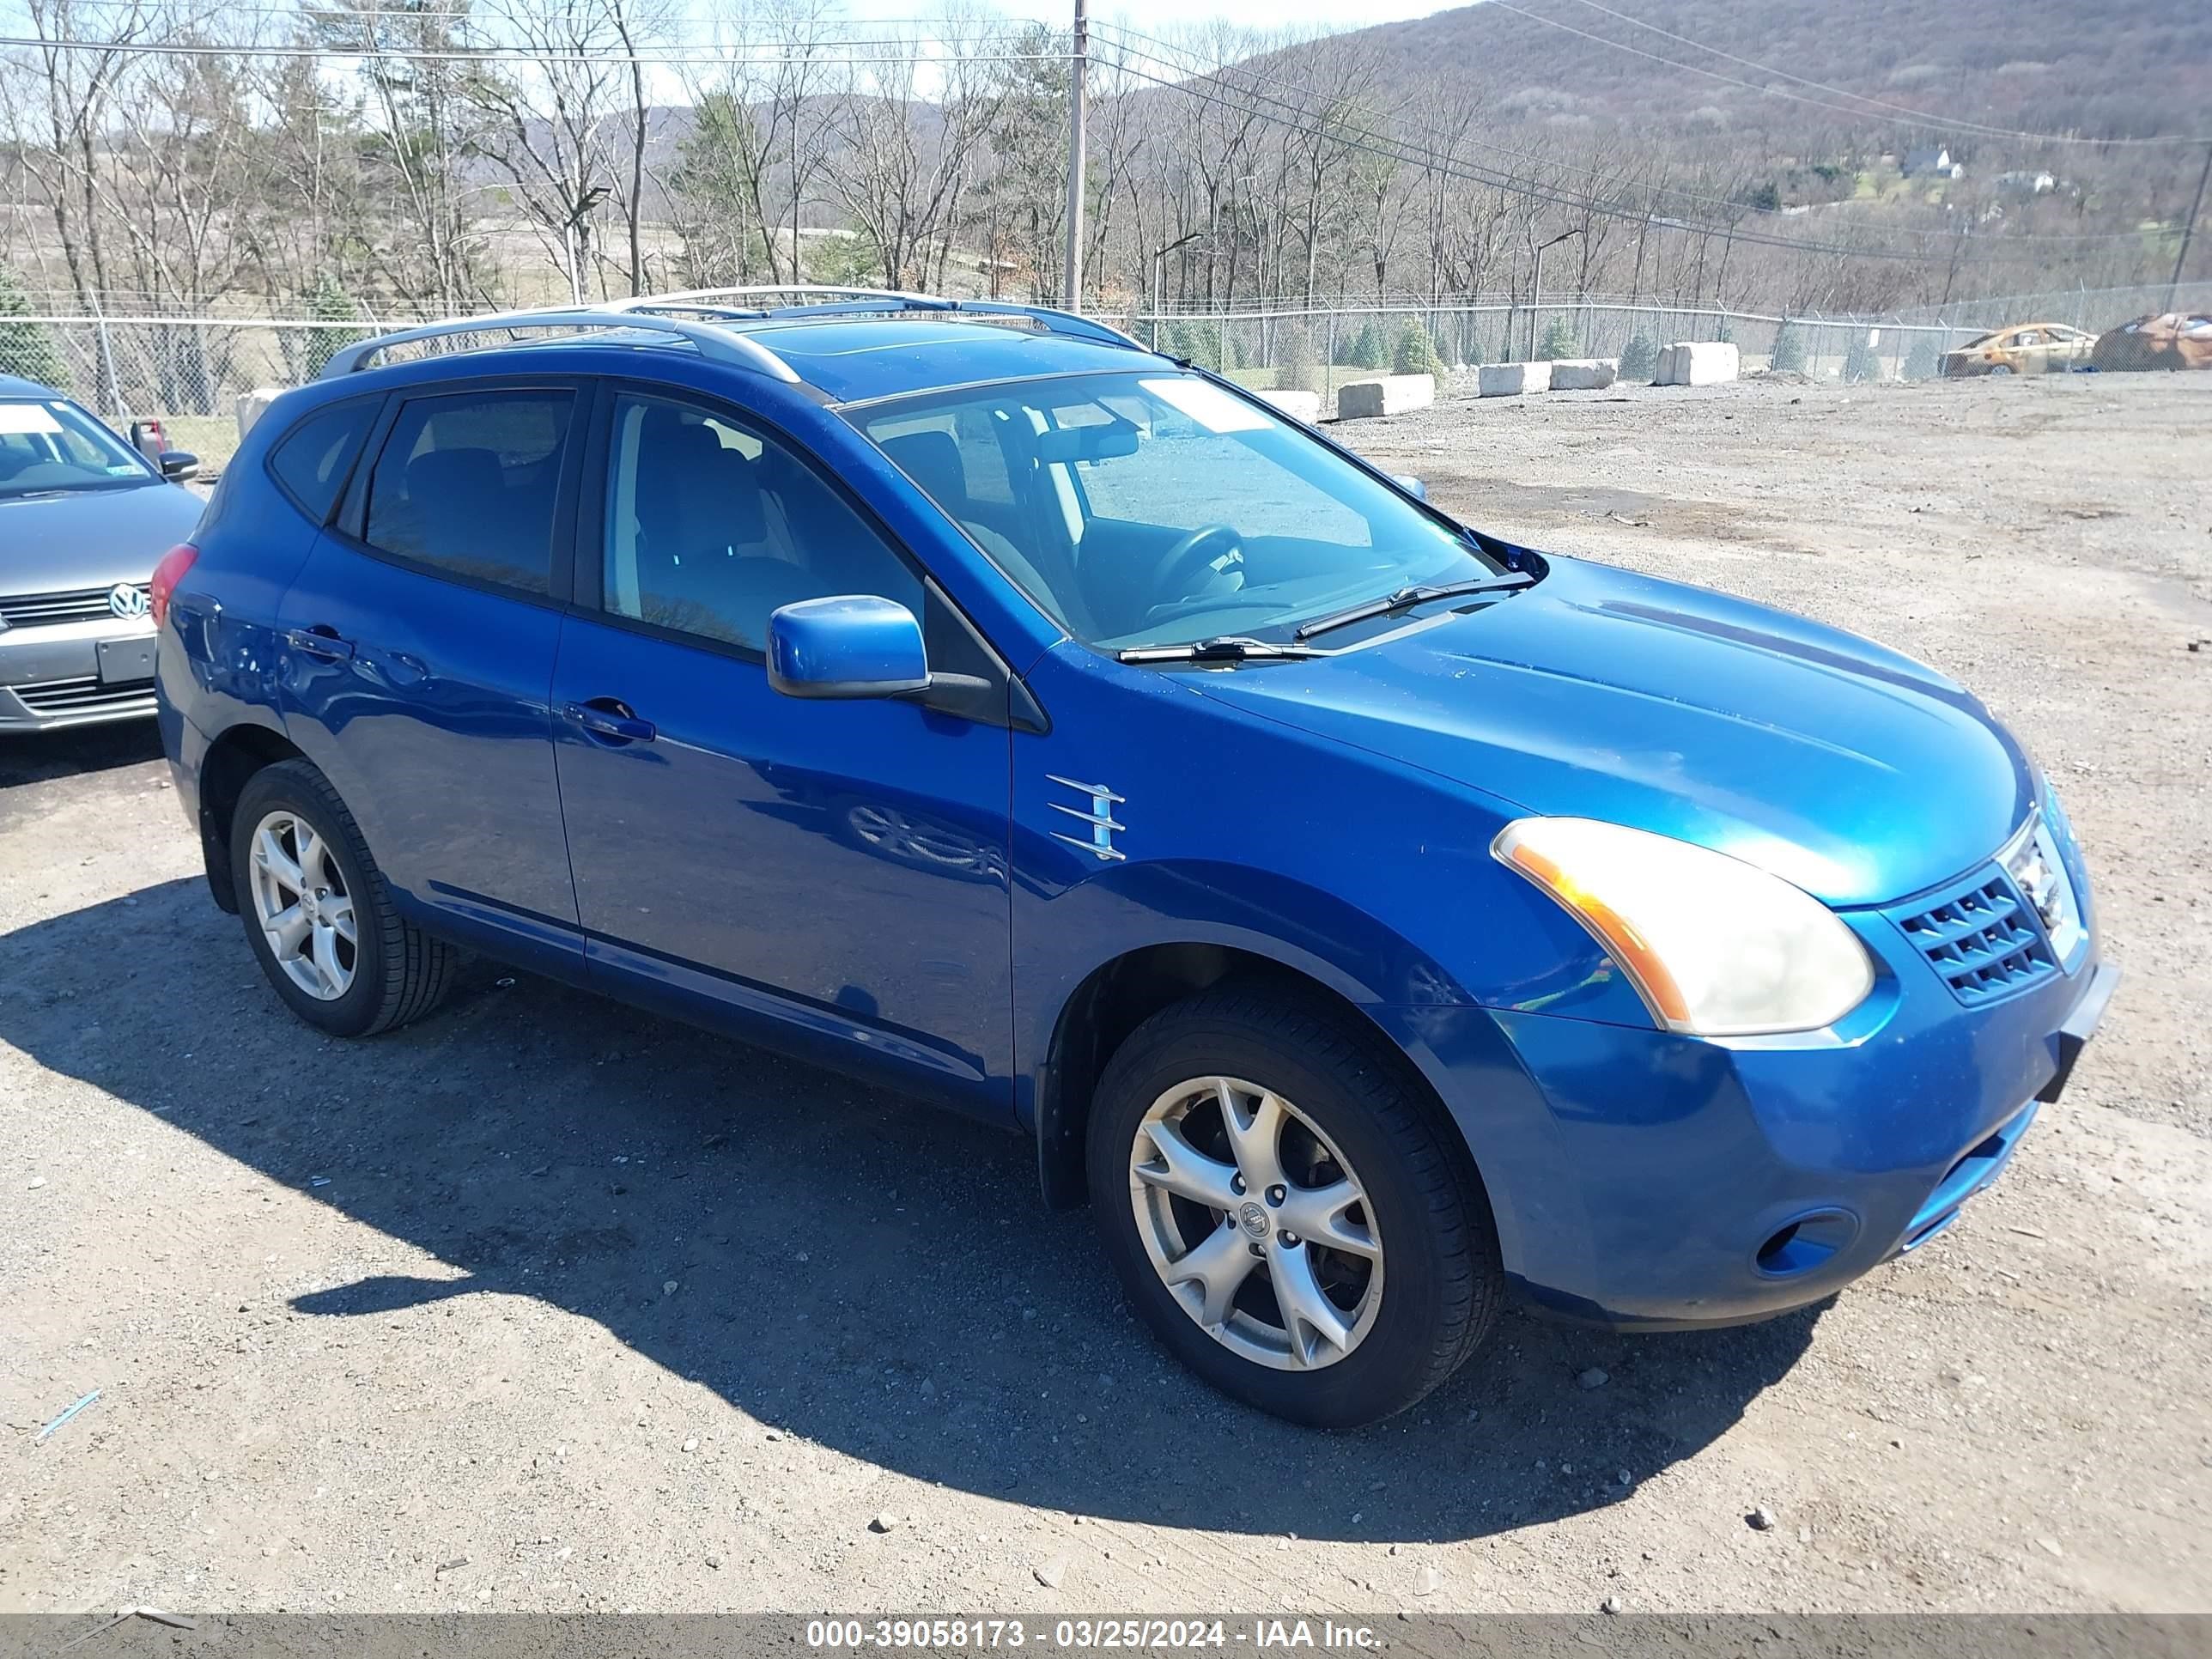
[877,430,1062,617]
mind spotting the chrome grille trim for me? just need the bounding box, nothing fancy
[0,586,148,628]
[13,676,157,717]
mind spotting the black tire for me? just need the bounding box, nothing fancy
[1086,984,1504,1429]
[229,758,454,1037]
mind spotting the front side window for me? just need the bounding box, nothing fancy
[601,392,921,652]
[362,389,574,594]
[854,372,1495,649]
[0,399,157,500]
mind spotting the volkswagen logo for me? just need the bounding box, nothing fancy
[108,582,150,621]
[1237,1200,1271,1241]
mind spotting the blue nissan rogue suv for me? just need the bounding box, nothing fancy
[155,287,2117,1427]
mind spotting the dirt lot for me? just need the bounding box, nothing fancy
[3,372,2208,1618]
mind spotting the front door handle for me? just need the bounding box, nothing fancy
[284,625,355,661]
[566,698,657,744]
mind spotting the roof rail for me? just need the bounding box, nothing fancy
[611,286,1150,352]
[317,305,804,383]
[605,284,953,317]
[948,301,1148,351]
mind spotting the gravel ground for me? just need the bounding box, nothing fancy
[2,371,2208,1618]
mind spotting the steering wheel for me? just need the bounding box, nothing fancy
[1150,523,1244,600]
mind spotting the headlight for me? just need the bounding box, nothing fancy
[1493,817,1875,1036]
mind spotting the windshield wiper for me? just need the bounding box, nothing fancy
[1116,635,1323,665]
[1294,574,1536,641]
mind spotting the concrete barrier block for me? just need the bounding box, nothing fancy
[1255,388,1322,424]
[1655,342,1739,386]
[235,386,289,441]
[1335,373,1437,420]
[1477,362,1553,398]
[1547,358,1619,391]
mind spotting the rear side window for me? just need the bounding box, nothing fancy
[362,389,574,594]
[267,398,376,522]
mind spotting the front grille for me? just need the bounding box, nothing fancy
[14,676,156,718]
[0,586,142,628]
[1894,869,2057,1006]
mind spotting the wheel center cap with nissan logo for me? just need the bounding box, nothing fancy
[1237,1200,1271,1240]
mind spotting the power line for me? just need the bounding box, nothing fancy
[1095,19,1742,207]
[1101,21,2185,246]
[1548,0,2212,149]
[1109,51,1917,262]
[0,28,1066,64]
[1100,31,2156,258]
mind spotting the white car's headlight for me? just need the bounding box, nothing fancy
[1493,817,1875,1036]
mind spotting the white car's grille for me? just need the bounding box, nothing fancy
[0,586,144,628]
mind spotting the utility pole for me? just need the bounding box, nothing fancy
[1062,0,1088,312]
[2168,139,2212,313]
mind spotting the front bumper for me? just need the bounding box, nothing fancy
[0,616,159,731]
[1387,947,2118,1332]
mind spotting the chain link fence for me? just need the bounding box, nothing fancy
[0,312,391,470]
[3,283,2205,471]
[1106,283,2212,403]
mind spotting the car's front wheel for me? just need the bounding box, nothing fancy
[230,758,453,1037]
[1087,986,1503,1428]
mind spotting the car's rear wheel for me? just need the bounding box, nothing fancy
[230,759,453,1037]
[1086,985,1503,1428]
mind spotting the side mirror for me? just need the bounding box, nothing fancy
[159,450,199,483]
[767,595,930,701]
[1390,472,1428,501]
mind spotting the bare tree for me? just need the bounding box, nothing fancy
[672,0,838,286]
[307,0,495,316]
[604,0,674,295]
[822,5,1008,290]
[3,0,153,404]
[465,0,625,302]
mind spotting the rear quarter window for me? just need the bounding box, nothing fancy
[266,398,378,522]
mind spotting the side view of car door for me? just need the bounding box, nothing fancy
[547,382,1018,1112]
[274,379,586,977]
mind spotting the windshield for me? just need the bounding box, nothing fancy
[0,399,156,500]
[852,371,1498,649]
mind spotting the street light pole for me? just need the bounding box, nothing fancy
[1147,229,1204,349]
[2167,139,2211,313]
[1530,228,1582,360]
[1062,0,1089,312]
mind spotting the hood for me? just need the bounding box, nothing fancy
[0,481,205,596]
[1194,556,2032,907]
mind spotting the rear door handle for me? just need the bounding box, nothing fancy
[565,699,657,744]
[284,626,355,661]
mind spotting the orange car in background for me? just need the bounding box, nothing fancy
[2090,313,2212,372]
[1939,322,2097,377]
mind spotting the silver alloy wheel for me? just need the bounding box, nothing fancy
[1128,1075,1384,1370]
[246,809,357,1001]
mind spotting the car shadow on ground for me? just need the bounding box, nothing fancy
[0,720,165,790]
[0,873,1823,1544]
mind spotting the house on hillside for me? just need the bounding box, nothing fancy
[1904,146,1965,179]
[1996,169,2057,198]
